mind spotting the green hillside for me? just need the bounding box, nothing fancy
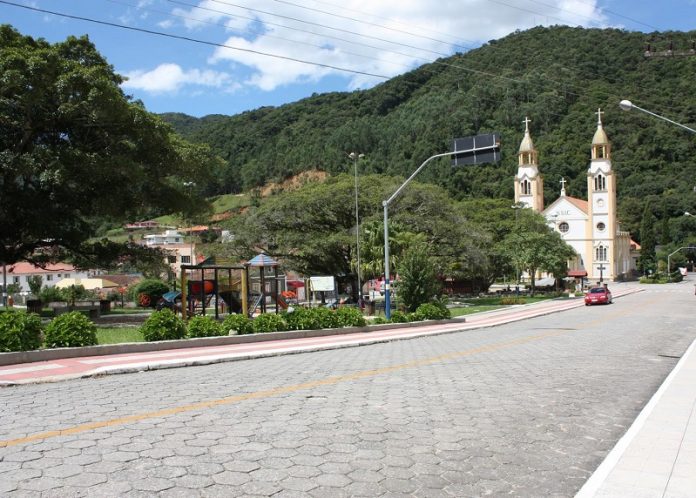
[162,26,696,240]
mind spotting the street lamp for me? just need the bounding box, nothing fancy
[511,203,525,284]
[348,152,364,306]
[619,100,696,134]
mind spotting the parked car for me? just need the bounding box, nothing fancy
[584,287,612,305]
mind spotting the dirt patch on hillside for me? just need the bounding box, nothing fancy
[260,170,328,197]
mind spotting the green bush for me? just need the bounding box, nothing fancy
[140,309,187,341]
[0,310,43,352]
[187,316,224,338]
[132,279,170,308]
[413,302,451,321]
[389,310,410,323]
[39,285,66,303]
[44,311,97,348]
[252,313,288,333]
[335,307,366,327]
[222,314,253,335]
[283,307,323,330]
[370,316,388,325]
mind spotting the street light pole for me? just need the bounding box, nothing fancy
[383,143,500,319]
[349,152,364,306]
[511,203,524,284]
[619,100,696,134]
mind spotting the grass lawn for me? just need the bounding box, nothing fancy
[210,193,250,213]
[105,308,152,315]
[96,327,144,344]
[450,305,505,317]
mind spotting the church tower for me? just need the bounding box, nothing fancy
[586,109,617,281]
[514,117,544,212]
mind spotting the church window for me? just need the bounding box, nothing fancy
[594,174,606,191]
[521,179,531,195]
[595,245,608,261]
[596,222,606,232]
[558,222,569,233]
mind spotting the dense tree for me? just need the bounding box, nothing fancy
[0,26,219,267]
[222,174,487,281]
[397,244,441,312]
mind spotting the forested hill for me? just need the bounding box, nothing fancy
[161,26,696,238]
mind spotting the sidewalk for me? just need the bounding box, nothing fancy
[576,337,696,498]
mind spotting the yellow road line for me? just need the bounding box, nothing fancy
[1,297,659,449]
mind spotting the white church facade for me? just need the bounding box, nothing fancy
[513,111,638,282]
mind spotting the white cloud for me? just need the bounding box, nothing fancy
[122,63,237,94]
[169,0,608,91]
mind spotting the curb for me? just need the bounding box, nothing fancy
[0,318,459,367]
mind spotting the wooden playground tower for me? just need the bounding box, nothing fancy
[179,253,287,320]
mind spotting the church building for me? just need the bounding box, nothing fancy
[513,111,637,282]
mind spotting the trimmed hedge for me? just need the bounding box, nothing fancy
[140,309,187,341]
[222,314,253,335]
[253,313,287,333]
[187,316,224,338]
[44,311,98,348]
[0,310,43,352]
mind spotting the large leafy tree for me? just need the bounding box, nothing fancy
[638,203,657,274]
[0,26,217,267]
[223,174,487,280]
[501,208,576,295]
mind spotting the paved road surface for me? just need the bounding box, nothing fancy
[1,282,694,496]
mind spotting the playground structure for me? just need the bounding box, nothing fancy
[179,253,293,320]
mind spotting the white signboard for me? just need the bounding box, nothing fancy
[309,276,335,292]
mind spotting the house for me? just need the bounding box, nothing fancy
[143,229,185,246]
[6,263,96,293]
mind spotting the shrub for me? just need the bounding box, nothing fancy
[0,310,43,352]
[187,316,224,338]
[413,302,451,321]
[252,313,288,333]
[222,314,253,335]
[335,307,366,327]
[283,307,322,331]
[132,279,170,308]
[389,310,410,323]
[397,244,441,312]
[44,312,97,348]
[140,309,187,341]
[370,316,388,325]
[39,285,66,303]
[500,297,527,305]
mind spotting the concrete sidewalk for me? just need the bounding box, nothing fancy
[577,337,696,498]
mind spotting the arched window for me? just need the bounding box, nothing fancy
[521,179,531,195]
[594,174,606,191]
[595,245,607,261]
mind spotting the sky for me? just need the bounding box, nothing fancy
[2,0,695,117]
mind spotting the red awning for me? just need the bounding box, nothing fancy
[568,270,588,277]
[287,280,305,288]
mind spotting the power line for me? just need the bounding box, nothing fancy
[0,0,392,80]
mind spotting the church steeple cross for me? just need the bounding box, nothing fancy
[560,177,567,196]
[523,116,531,132]
[596,108,604,125]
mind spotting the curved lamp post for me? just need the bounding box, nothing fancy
[619,100,696,134]
[348,152,364,305]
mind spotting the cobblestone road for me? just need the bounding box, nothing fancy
[1,284,695,497]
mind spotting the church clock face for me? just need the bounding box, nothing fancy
[596,198,604,208]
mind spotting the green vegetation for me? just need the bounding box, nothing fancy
[44,312,98,348]
[0,310,42,352]
[140,309,187,341]
[96,327,144,344]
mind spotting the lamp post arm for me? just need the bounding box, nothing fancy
[629,103,696,134]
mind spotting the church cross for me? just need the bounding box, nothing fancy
[523,116,531,132]
[559,177,567,194]
[596,107,604,125]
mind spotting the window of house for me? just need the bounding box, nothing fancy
[596,222,606,232]
[65,274,70,278]
[181,255,191,264]
[13,276,20,284]
[46,275,53,281]
[168,256,177,264]
[558,222,569,233]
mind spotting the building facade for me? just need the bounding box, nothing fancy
[513,111,637,282]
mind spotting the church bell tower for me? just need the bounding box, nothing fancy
[514,117,544,212]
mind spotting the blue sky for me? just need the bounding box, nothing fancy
[2,0,694,117]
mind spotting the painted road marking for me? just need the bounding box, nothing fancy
[0,363,65,376]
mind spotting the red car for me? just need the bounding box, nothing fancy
[585,287,612,305]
